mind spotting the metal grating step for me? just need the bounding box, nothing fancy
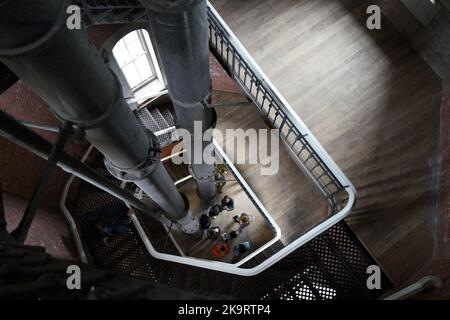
[135,105,176,147]
[157,106,175,127]
[136,108,160,133]
[72,169,392,300]
[241,240,285,268]
[138,214,179,255]
[149,107,173,145]
[77,0,147,25]
[150,107,170,129]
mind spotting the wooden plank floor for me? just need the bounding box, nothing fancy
[212,92,330,245]
[211,0,442,285]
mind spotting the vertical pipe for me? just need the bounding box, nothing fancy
[143,0,217,203]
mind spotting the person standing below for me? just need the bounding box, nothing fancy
[221,195,234,212]
[233,241,251,258]
[200,214,211,231]
[83,202,131,245]
[208,204,223,220]
[233,213,253,232]
[207,226,221,240]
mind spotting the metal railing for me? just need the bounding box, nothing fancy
[60,145,94,264]
[60,140,283,276]
[78,0,147,25]
[383,276,442,300]
[207,2,355,214]
[59,1,357,276]
[130,140,282,276]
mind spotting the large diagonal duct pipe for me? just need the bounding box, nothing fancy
[0,0,198,234]
[143,0,217,203]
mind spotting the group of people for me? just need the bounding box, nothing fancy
[198,195,254,259]
[207,195,235,220]
[82,192,254,262]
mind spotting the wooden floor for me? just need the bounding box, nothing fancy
[169,175,276,263]
[211,0,442,285]
[212,93,330,245]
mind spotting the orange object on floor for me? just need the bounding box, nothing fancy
[211,242,231,258]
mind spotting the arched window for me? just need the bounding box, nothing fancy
[112,29,162,92]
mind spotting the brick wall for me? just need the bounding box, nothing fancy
[0,82,89,207]
[87,24,124,49]
[2,192,78,261]
[210,52,242,93]
[0,25,123,207]
[0,25,122,262]
[0,22,242,263]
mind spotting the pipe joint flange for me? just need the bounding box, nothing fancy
[176,193,199,234]
[200,100,218,131]
[105,130,161,182]
[188,165,216,182]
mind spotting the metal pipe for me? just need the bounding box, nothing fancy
[10,121,72,243]
[143,0,217,203]
[0,0,197,233]
[0,109,169,226]
[59,144,94,264]
[20,121,60,133]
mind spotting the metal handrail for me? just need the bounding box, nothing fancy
[383,276,442,300]
[60,141,283,275]
[59,145,94,263]
[131,139,354,276]
[130,140,282,276]
[207,2,356,214]
[154,126,176,137]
